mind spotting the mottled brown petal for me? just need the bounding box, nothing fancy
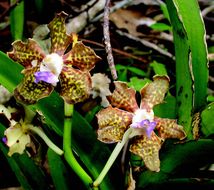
[7,39,45,68]
[96,106,133,143]
[155,117,186,140]
[130,132,161,172]
[48,11,73,55]
[108,81,139,113]
[14,67,54,104]
[63,42,101,71]
[60,66,91,104]
[140,76,169,109]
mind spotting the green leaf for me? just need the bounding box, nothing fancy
[201,103,214,137]
[118,69,128,82]
[115,64,126,71]
[166,0,208,112]
[153,95,176,119]
[127,66,147,77]
[207,95,214,103]
[150,61,168,76]
[166,0,209,139]
[116,64,147,78]
[159,1,170,21]
[0,51,23,92]
[150,23,171,31]
[85,105,102,123]
[47,148,70,190]
[31,92,64,136]
[137,139,214,189]
[128,77,151,92]
[172,0,208,111]
[10,0,25,40]
[166,0,193,139]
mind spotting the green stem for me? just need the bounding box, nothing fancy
[93,128,132,187]
[63,102,95,189]
[28,125,63,155]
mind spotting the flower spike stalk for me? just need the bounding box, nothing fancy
[63,102,96,189]
[93,127,132,187]
[29,125,63,155]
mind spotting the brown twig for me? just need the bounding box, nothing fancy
[103,0,117,80]
[91,0,133,23]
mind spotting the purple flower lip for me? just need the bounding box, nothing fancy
[131,119,157,138]
[34,71,58,86]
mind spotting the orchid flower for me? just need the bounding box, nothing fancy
[4,120,32,156]
[96,76,186,172]
[7,11,101,105]
[1,104,63,156]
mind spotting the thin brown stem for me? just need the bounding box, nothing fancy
[103,0,117,80]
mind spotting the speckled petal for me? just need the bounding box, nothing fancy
[4,123,23,147]
[108,81,139,113]
[59,66,91,104]
[8,133,31,156]
[63,42,101,71]
[96,106,133,143]
[140,76,169,109]
[7,39,45,68]
[129,132,161,172]
[14,67,54,104]
[48,11,73,55]
[155,117,186,140]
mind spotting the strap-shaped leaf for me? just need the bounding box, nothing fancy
[166,0,209,139]
[0,51,23,92]
[47,149,70,190]
[10,0,24,40]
